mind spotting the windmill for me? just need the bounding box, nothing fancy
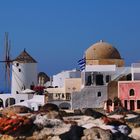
[0,32,12,92]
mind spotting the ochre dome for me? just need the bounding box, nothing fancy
[85,40,121,60]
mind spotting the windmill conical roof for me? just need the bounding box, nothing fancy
[14,49,37,63]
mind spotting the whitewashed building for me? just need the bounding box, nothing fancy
[52,69,81,88]
[0,50,45,110]
[11,49,37,95]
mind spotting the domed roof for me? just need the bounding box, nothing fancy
[85,40,121,60]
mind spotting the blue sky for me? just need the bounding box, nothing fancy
[0,0,140,78]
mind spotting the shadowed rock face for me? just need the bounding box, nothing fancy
[83,108,105,119]
[60,125,85,140]
[40,103,59,112]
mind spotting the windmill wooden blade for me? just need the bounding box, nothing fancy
[4,32,11,88]
[7,40,11,83]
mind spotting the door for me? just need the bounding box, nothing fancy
[130,100,135,110]
[124,100,127,109]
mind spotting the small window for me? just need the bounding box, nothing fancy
[62,94,65,98]
[19,69,21,72]
[129,89,135,96]
[16,63,19,67]
[20,100,24,102]
[97,91,101,97]
[106,75,111,83]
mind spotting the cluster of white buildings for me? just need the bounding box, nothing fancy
[1,40,140,111]
[45,40,140,111]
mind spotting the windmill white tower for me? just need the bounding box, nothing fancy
[11,49,37,95]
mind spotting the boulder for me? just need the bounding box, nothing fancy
[40,103,59,112]
[60,125,85,140]
[129,127,140,140]
[34,114,62,129]
[82,127,113,140]
[45,111,63,120]
[83,108,105,119]
[31,123,71,140]
[1,105,32,116]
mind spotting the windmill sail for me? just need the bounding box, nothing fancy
[0,32,12,92]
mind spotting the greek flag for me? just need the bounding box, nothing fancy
[78,57,86,71]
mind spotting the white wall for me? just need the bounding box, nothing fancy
[131,63,140,80]
[0,94,14,107]
[11,61,37,95]
[86,65,116,72]
[52,70,81,88]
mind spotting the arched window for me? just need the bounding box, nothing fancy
[5,98,16,107]
[129,89,135,96]
[0,98,3,107]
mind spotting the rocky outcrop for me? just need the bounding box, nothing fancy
[81,127,133,140]
[83,108,105,119]
[40,103,59,112]
[0,106,139,140]
[0,106,32,116]
[34,114,62,129]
